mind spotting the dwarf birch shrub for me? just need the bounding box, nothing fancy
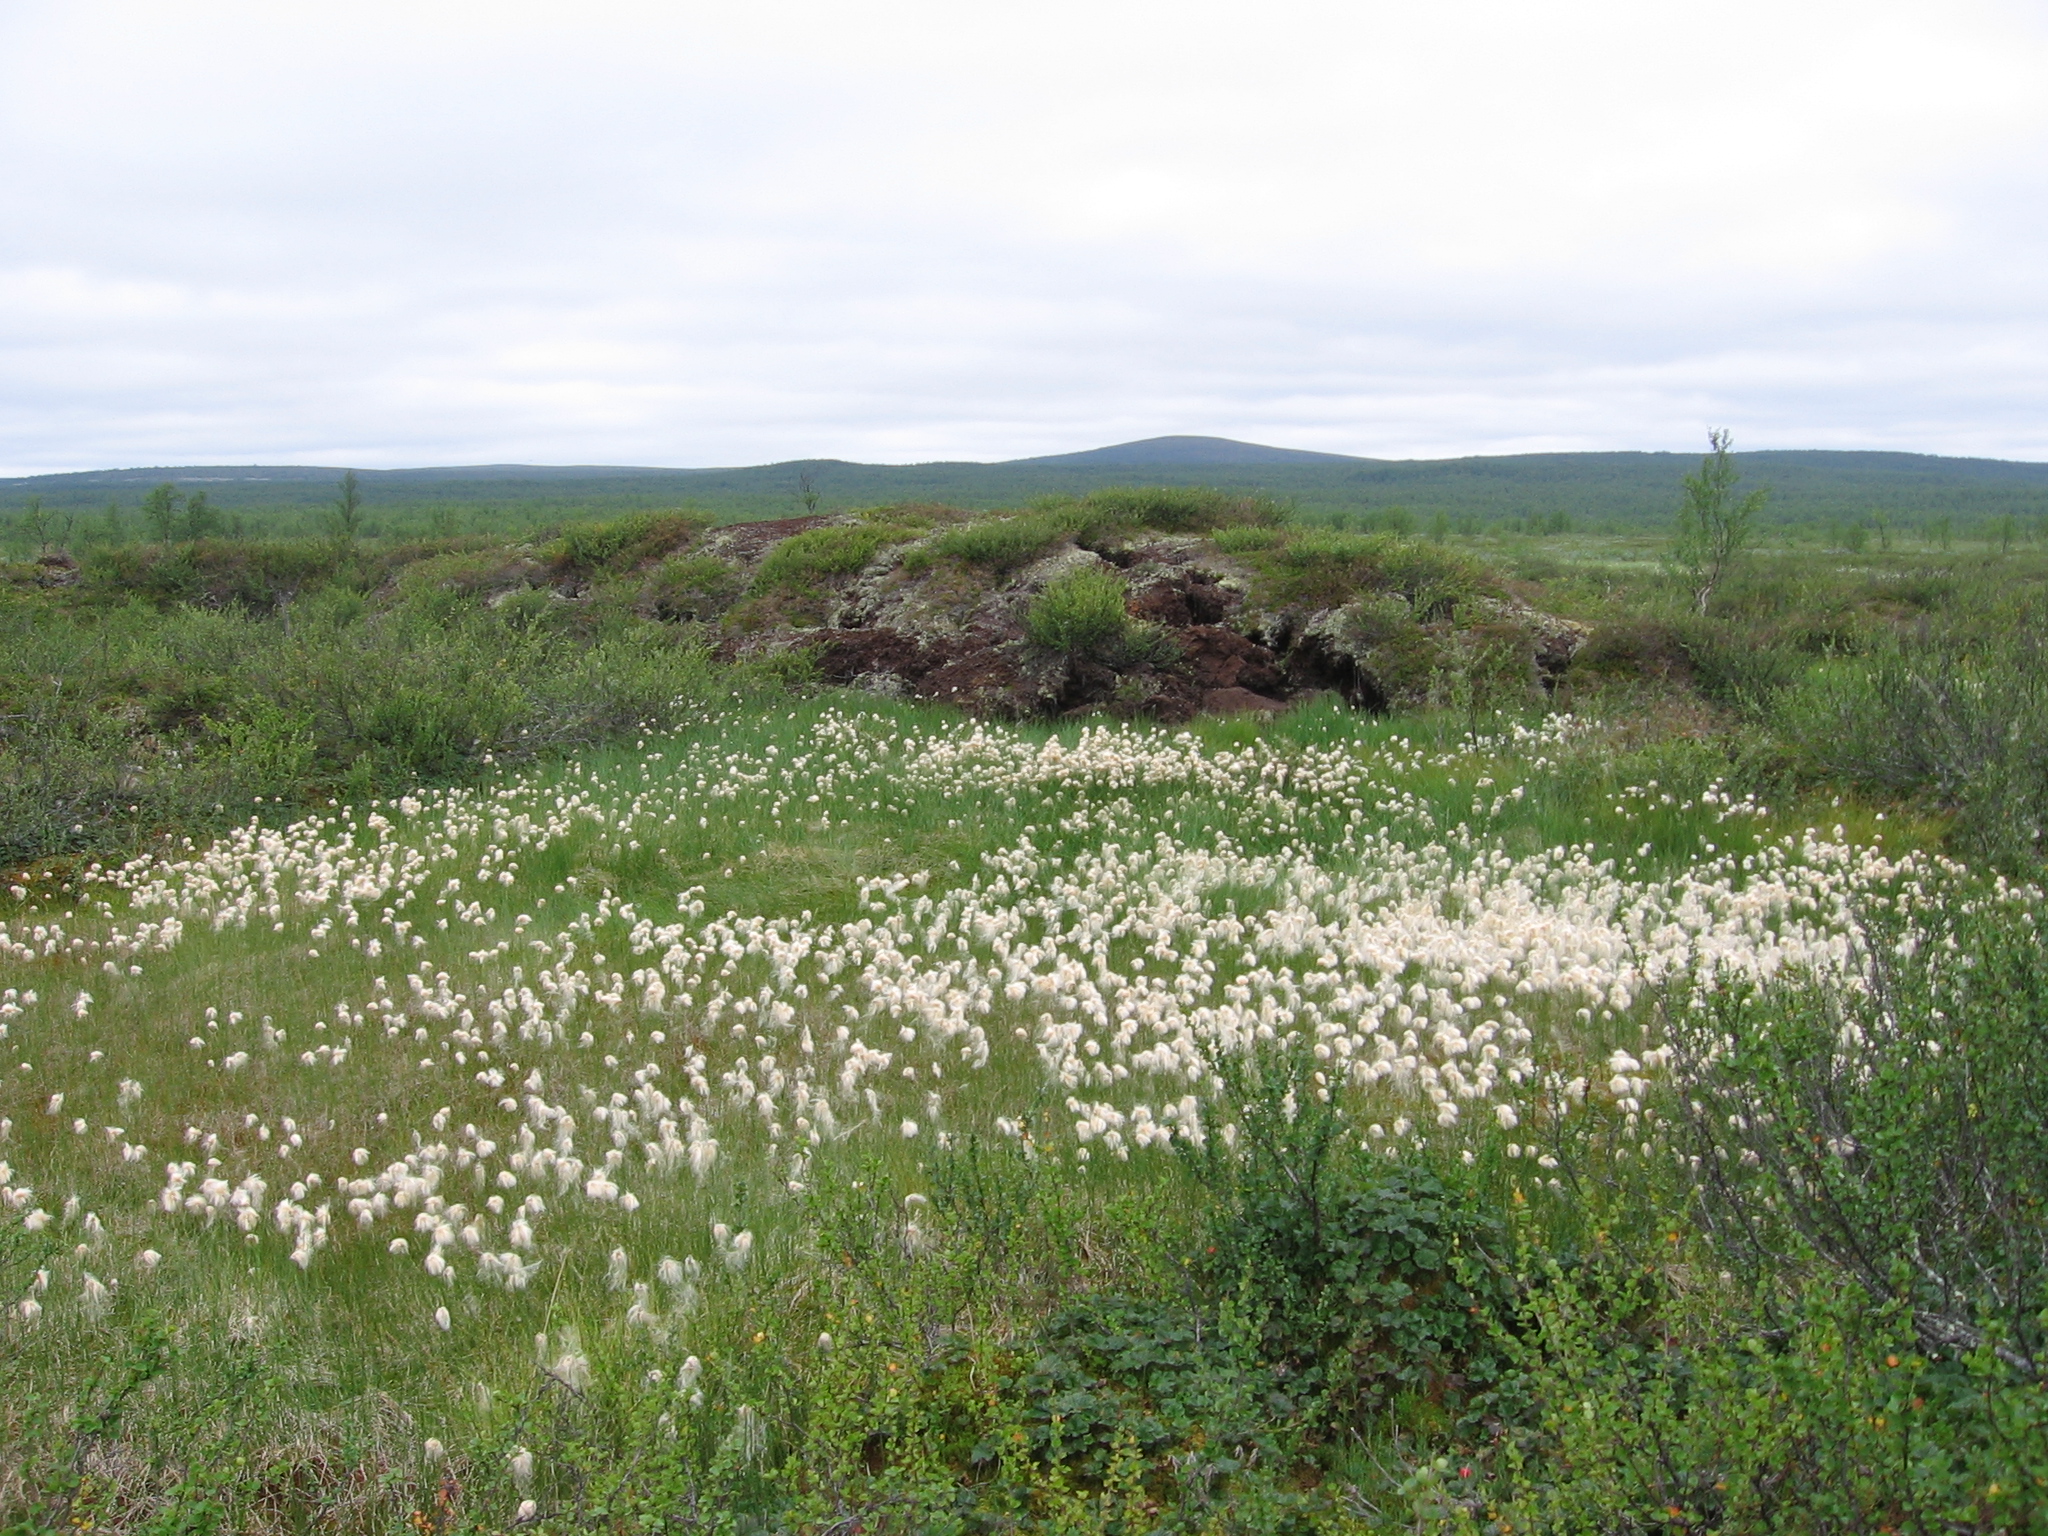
[0,580,759,865]
[1493,1265,2048,1533]
[1672,885,2048,1374]
[750,522,921,591]
[901,507,1089,573]
[1024,565,1136,659]
[1200,1044,1516,1433]
[1248,530,1485,616]
[546,512,709,576]
[1774,613,2048,869]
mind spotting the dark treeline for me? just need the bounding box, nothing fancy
[7,446,2048,550]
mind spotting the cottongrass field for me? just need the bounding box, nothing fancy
[0,694,2006,1528]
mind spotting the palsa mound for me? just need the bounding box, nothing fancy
[540,490,1587,722]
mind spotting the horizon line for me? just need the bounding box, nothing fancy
[8,435,2048,483]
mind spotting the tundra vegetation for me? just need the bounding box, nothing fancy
[1,469,2046,1533]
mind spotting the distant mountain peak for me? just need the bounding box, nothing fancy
[1007,435,1367,468]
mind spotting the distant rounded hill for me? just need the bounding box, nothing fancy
[1009,435,1367,468]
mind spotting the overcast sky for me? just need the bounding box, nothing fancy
[2,0,2045,474]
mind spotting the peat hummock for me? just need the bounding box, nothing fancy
[537,493,1587,723]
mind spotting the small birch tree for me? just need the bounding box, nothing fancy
[326,470,364,548]
[140,483,184,545]
[21,496,50,555]
[1673,429,1767,615]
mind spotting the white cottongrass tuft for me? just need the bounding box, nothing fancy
[625,1282,660,1330]
[723,1229,753,1272]
[688,1137,718,1180]
[548,1348,592,1393]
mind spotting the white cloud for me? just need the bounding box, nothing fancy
[1,0,2045,473]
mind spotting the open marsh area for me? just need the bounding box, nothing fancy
[3,493,2047,1533]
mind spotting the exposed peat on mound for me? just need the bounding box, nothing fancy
[569,502,1589,722]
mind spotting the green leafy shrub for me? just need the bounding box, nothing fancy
[83,539,351,611]
[641,553,743,623]
[1298,592,1442,709]
[751,522,918,592]
[1569,619,1697,686]
[1568,616,1809,713]
[1210,524,1286,554]
[1250,530,1486,615]
[82,544,201,606]
[901,508,1088,573]
[1203,1046,1514,1429]
[898,490,1287,576]
[1074,486,1289,534]
[1676,621,1808,711]
[0,581,766,867]
[996,1296,1278,1484]
[1023,564,1135,658]
[1866,567,1960,612]
[547,512,708,576]
[1495,1266,2048,1533]
[1773,611,2048,868]
[391,547,532,603]
[1672,884,2048,1370]
[1429,622,1541,722]
[853,500,963,529]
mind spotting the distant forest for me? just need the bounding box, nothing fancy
[5,442,2048,553]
